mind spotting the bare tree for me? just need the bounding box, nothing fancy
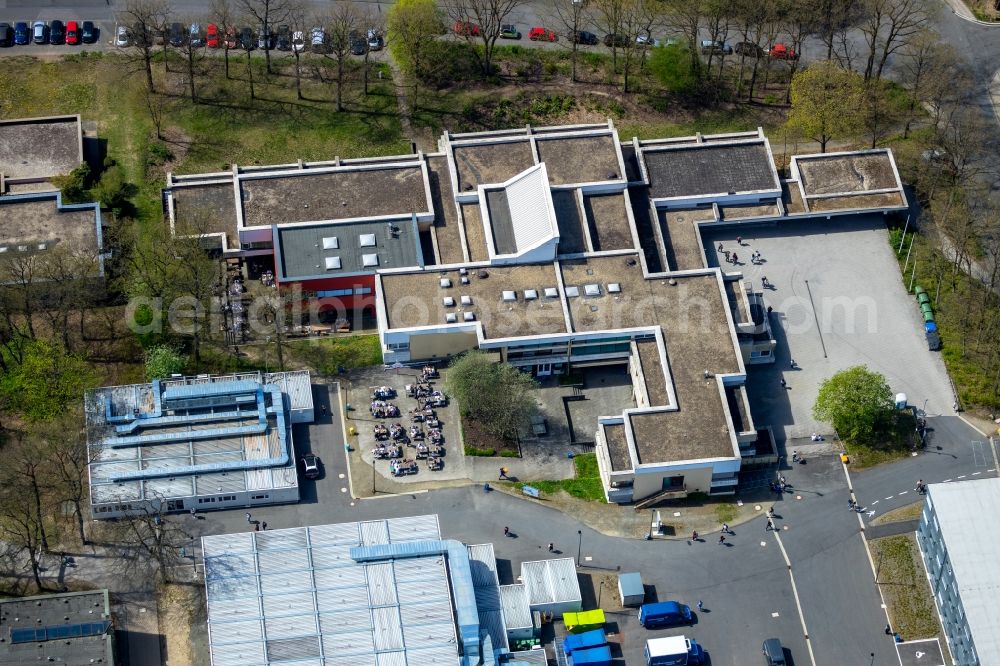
[593,0,627,72]
[236,0,294,74]
[288,4,308,99]
[803,0,862,62]
[210,0,237,79]
[4,434,52,554]
[448,0,527,76]
[361,8,384,95]
[32,415,93,548]
[319,2,363,112]
[549,0,590,82]
[177,16,203,102]
[0,474,49,591]
[897,30,957,138]
[106,504,194,585]
[138,76,167,140]
[117,0,171,92]
[663,0,704,80]
[859,0,935,82]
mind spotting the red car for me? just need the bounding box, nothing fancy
[65,20,79,45]
[528,26,557,42]
[453,20,480,36]
[206,23,219,48]
[768,43,798,60]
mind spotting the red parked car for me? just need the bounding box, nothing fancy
[206,23,219,48]
[768,43,798,60]
[453,20,480,36]
[528,26,557,42]
[65,20,79,45]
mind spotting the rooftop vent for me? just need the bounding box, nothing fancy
[0,247,6,253]
[461,276,470,285]
[477,270,489,279]
[322,236,339,250]
[461,295,473,306]
[446,313,458,323]
[584,283,601,297]
[324,256,341,270]
[566,286,580,298]
[608,283,621,293]
[544,287,558,298]
[460,268,468,275]
[524,289,538,300]
[362,253,379,267]
[359,233,377,247]
[590,305,599,312]
[443,297,455,307]
[502,290,517,302]
[626,258,637,267]
[37,243,46,251]
[440,278,452,288]
[464,312,476,321]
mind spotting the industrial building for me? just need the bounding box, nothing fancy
[201,514,558,666]
[85,371,313,519]
[0,589,115,666]
[917,478,1000,665]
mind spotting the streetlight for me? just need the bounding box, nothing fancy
[646,509,655,540]
[576,530,582,566]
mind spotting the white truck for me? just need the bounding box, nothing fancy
[644,636,705,666]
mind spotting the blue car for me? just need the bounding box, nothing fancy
[14,21,29,45]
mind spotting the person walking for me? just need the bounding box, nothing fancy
[504,526,510,537]
[499,467,509,480]
[262,522,267,531]
[767,507,775,519]
[766,518,775,531]
[691,530,699,541]
[254,522,260,531]
[717,243,724,252]
[722,523,729,535]
[736,236,743,246]
[697,600,704,611]
[731,252,739,264]
[780,377,787,389]
[246,512,252,524]
[762,276,769,288]
[548,542,554,552]
[718,534,726,544]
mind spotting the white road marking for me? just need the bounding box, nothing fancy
[943,479,952,482]
[958,475,967,479]
[898,491,908,496]
[340,487,347,493]
[872,500,879,505]
[584,556,593,562]
[973,472,982,476]
[885,495,894,500]
[773,532,818,666]
[771,612,780,618]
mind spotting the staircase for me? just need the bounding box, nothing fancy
[634,485,688,511]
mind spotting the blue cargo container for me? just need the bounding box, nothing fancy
[569,645,613,666]
[564,628,607,655]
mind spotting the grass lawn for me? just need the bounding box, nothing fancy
[870,534,947,651]
[288,335,383,375]
[514,453,606,503]
[872,501,925,526]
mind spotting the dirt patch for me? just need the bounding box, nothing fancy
[464,416,518,455]
[158,582,207,666]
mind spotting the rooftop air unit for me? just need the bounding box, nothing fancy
[502,291,517,302]
[524,290,538,300]
[584,284,601,297]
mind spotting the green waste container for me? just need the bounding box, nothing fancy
[917,292,930,305]
[923,310,936,323]
[914,285,926,296]
[921,303,934,315]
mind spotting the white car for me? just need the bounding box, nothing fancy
[636,34,661,47]
[292,30,305,52]
[310,26,326,52]
[115,25,131,47]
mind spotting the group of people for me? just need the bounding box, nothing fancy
[260,270,275,288]
[372,443,403,459]
[370,401,401,418]
[374,365,448,476]
[372,386,396,400]
[390,459,418,476]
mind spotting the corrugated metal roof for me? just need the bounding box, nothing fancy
[367,562,399,606]
[264,371,314,412]
[372,606,404,651]
[499,584,533,630]
[467,543,499,587]
[387,514,441,542]
[361,520,390,546]
[521,558,581,606]
[478,609,509,651]
[505,649,548,665]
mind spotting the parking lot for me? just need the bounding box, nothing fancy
[703,216,955,444]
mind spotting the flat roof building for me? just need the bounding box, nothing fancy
[917,478,1000,665]
[202,514,532,666]
[0,115,84,194]
[85,371,313,519]
[0,589,114,666]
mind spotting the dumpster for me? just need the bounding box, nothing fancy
[618,572,645,607]
[917,292,930,305]
[564,629,607,655]
[564,609,605,633]
[920,302,934,315]
[569,645,612,666]
[914,285,926,295]
[925,321,937,333]
[923,310,935,323]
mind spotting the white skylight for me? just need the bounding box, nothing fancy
[461,295,473,306]
[608,283,622,293]
[463,312,476,321]
[322,236,339,250]
[360,233,377,247]
[524,290,538,300]
[584,284,601,297]
[324,256,342,270]
[446,313,457,323]
[443,297,455,307]
[440,278,452,288]
[544,287,558,298]
[565,286,580,298]
[362,253,379,267]
[502,291,517,302]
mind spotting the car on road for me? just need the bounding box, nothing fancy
[528,26,557,42]
[735,41,763,58]
[301,453,321,480]
[292,30,305,52]
[500,24,521,39]
[350,30,367,55]
[762,638,786,665]
[0,23,12,47]
[239,27,255,50]
[115,25,130,47]
[81,20,96,44]
[636,34,661,47]
[49,20,65,45]
[700,39,732,55]
[32,21,47,44]
[168,22,186,47]
[189,23,204,47]
[65,20,80,45]
[453,20,480,37]
[14,22,29,45]
[224,25,237,49]
[603,33,628,47]
[310,26,327,53]
[206,23,219,48]
[573,30,598,45]
[276,25,291,51]
[768,42,798,60]
[367,28,383,51]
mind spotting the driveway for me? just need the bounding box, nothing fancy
[704,216,955,445]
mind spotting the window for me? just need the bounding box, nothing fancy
[355,287,372,295]
[317,288,353,298]
[387,342,409,351]
[750,350,772,359]
[251,494,270,500]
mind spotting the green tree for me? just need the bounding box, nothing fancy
[144,345,187,380]
[786,61,865,152]
[648,43,697,95]
[813,365,894,445]
[0,339,98,422]
[445,351,538,443]
[387,0,443,106]
[51,163,93,204]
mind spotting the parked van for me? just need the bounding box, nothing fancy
[638,601,692,628]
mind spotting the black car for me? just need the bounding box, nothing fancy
[762,638,786,666]
[49,20,65,45]
[239,27,255,50]
[603,33,627,47]
[349,30,367,55]
[168,22,186,46]
[735,41,763,58]
[574,30,598,45]
[81,20,96,44]
[0,23,12,47]
[275,24,291,51]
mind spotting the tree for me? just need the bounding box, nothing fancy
[549,0,590,82]
[210,0,237,79]
[52,163,93,204]
[319,2,363,112]
[662,0,704,80]
[0,472,49,591]
[0,339,97,422]
[236,0,294,74]
[32,415,93,547]
[387,0,444,108]
[862,78,905,148]
[802,0,862,62]
[897,30,955,138]
[288,3,308,98]
[445,351,538,443]
[813,365,894,445]
[858,0,934,82]
[447,0,526,76]
[593,0,627,72]
[144,344,187,380]
[117,0,171,92]
[178,15,203,102]
[786,61,865,152]
[106,505,194,585]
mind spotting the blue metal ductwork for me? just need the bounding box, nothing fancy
[350,539,496,666]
